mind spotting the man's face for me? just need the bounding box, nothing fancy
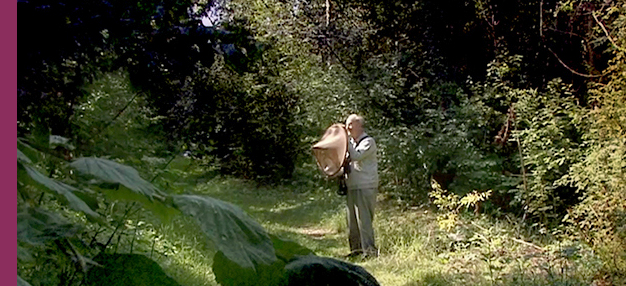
[346,119,362,139]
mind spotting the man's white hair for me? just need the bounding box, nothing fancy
[346,114,364,126]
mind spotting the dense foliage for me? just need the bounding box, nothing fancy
[18,0,626,284]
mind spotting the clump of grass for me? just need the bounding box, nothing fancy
[100,213,217,286]
[151,217,217,286]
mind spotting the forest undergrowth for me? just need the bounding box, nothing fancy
[154,158,603,286]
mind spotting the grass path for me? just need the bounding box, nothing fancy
[155,160,600,286]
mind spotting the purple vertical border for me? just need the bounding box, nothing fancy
[7,0,17,283]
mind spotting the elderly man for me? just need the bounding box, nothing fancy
[344,114,379,258]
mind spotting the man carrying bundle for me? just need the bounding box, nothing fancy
[343,114,379,259]
[312,114,379,259]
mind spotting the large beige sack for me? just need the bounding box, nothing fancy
[312,123,349,178]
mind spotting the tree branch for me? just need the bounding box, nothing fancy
[546,47,605,78]
[592,12,625,52]
[514,112,528,204]
[326,0,330,26]
[511,237,546,252]
[93,91,142,140]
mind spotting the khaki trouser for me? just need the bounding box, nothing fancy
[346,187,378,255]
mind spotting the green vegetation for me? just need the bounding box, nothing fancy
[17,0,626,285]
[188,172,603,286]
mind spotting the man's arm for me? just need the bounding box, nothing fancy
[348,138,375,161]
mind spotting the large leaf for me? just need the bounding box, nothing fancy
[18,275,32,286]
[73,188,100,214]
[172,194,276,270]
[49,135,75,150]
[282,255,380,286]
[70,157,161,200]
[20,163,100,220]
[270,234,314,263]
[213,250,285,286]
[213,235,314,286]
[17,207,79,245]
[18,139,42,163]
[99,185,179,224]
[86,254,180,286]
[17,148,32,164]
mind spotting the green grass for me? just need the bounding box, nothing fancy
[148,158,602,286]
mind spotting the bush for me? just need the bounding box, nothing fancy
[512,79,585,223]
[374,81,518,204]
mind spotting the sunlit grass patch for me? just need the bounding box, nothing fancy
[152,217,217,286]
[103,214,217,286]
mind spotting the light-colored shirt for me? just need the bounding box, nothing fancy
[346,132,378,190]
